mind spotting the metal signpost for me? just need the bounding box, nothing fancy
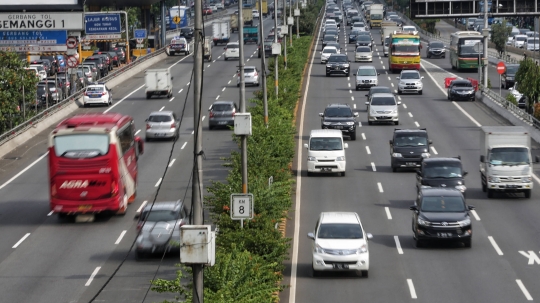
[474,41,483,89]
[230,193,254,228]
[497,61,506,96]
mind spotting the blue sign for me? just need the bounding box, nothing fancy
[85,14,121,34]
[0,30,67,45]
[134,29,147,39]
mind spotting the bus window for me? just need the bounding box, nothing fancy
[117,123,134,155]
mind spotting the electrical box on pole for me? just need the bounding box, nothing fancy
[180,225,215,266]
[234,113,252,135]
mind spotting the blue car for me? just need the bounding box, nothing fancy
[348,30,362,44]
[56,55,66,73]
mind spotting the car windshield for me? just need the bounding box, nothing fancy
[213,103,233,111]
[318,223,363,239]
[453,82,473,88]
[356,47,371,52]
[358,68,376,76]
[54,134,110,157]
[350,30,361,35]
[328,56,347,62]
[326,30,337,35]
[148,115,173,122]
[517,37,526,41]
[309,137,343,150]
[370,87,391,95]
[489,147,530,165]
[323,48,337,54]
[324,107,352,117]
[86,86,104,92]
[393,134,428,146]
[371,97,396,106]
[357,36,370,41]
[423,163,462,178]
[401,72,420,79]
[227,44,239,49]
[430,42,444,48]
[324,35,336,41]
[421,196,466,212]
[506,66,518,74]
[142,209,179,222]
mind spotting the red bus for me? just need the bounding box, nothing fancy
[48,113,144,217]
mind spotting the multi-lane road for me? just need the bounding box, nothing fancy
[0,10,278,303]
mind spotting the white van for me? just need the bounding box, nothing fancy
[525,37,539,51]
[514,35,528,48]
[304,129,348,176]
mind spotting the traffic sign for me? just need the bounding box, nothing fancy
[66,48,78,55]
[0,30,67,45]
[0,12,83,30]
[230,193,253,220]
[136,44,144,48]
[84,13,121,34]
[66,36,77,49]
[67,56,78,68]
[497,61,506,75]
[136,38,144,44]
[173,16,181,24]
[134,29,147,39]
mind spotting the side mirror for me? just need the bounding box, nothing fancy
[304,143,309,149]
[319,113,324,117]
[377,72,380,75]
[421,76,425,79]
[389,139,393,145]
[535,155,540,163]
[463,171,469,176]
[307,232,315,239]
[468,205,475,210]
[354,112,359,117]
[135,136,144,155]
[365,94,369,97]
[428,140,433,144]
[344,143,349,149]
[480,155,485,162]
[397,101,402,105]
[416,170,422,176]
[396,76,400,79]
[134,213,140,220]
[366,233,373,240]
[409,205,418,211]
[353,73,357,76]
[171,77,174,80]
[365,101,369,105]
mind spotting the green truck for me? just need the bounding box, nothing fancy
[243,26,259,44]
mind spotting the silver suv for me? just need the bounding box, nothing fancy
[354,65,379,91]
[365,93,401,125]
[397,70,424,95]
[135,200,188,258]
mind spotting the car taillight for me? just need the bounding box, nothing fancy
[111,181,119,197]
[209,111,214,118]
[170,122,176,129]
[137,222,144,231]
[146,123,151,129]
[102,92,107,96]
[51,184,57,197]
[232,109,236,116]
[84,92,89,96]
[254,72,258,76]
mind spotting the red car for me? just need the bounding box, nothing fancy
[203,7,213,15]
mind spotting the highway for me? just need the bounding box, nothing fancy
[283,3,540,303]
[0,10,277,303]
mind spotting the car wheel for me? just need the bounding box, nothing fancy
[481,180,487,192]
[394,121,399,125]
[463,238,472,248]
[524,189,532,198]
[146,93,151,99]
[427,53,430,58]
[341,171,346,177]
[361,270,368,277]
[312,266,321,277]
[326,73,329,77]
[487,188,494,198]
[398,89,402,95]
[225,57,228,61]
[392,166,397,172]
[350,132,356,140]
[237,83,240,87]
[419,90,423,95]
[415,237,424,248]
[471,97,475,101]
[145,137,151,142]
[368,121,373,125]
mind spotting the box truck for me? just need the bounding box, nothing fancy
[145,68,173,99]
[212,21,231,45]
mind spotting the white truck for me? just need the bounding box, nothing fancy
[380,21,401,44]
[145,68,173,99]
[369,4,384,28]
[212,21,231,46]
[480,126,537,199]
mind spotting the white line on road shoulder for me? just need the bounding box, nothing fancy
[516,280,533,301]
[407,279,417,299]
[202,116,206,121]
[394,236,404,254]
[488,236,504,255]
[385,207,392,219]
[168,159,176,167]
[155,178,162,187]
[366,146,371,154]
[136,201,148,213]
[471,209,481,221]
[115,230,127,244]
[104,84,145,114]
[430,146,438,155]
[377,182,383,193]
[85,267,101,286]
[12,233,30,248]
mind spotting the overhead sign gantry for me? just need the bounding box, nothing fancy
[410,0,540,19]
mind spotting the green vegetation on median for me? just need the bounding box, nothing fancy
[150,2,324,302]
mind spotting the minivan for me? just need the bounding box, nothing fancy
[304,129,348,176]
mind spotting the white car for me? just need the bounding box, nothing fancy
[397,70,424,95]
[321,46,338,63]
[210,5,218,12]
[355,46,372,62]
[168,37,190,55]
[525,37,539,51]
[215,2,223,9]
[402,25,417,34]
[252,9,260,18]
[308,212,372,277]
[513,35,527,48]
[82,84,112,107]
[224,42,240,60]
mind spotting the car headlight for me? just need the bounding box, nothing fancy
[307,156,316,161]
[322,121,332,125]
[392,153,402,157]
[391,109,397,114]
[522,176,532,182]
[370,108,377,114]
[315,243,325,253]
[418,217,431,226]
[455,185,467,192]
[336,156,345,161]
[357,244,368,254]
[326,64,331,68]
[421,153,431,158]
[457,217,471,227]
[488,176,500,183]
[345,121,355,125]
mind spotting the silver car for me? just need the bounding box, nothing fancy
[321,46,338,63]
[355,46,372,62]
[208,100,237,129]
[134,200,188,258]
[397,70,424,95]
[366,93,401,125]
[354,65,379,91]
[237,66,260,86]
[145,111,180,141]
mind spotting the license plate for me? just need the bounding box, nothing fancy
[506,185,519,188]
[91,94,101,98]
[437,232,452,238]
[78,205,92,210]
[321,167,333,172]
[406,162,417,166]
[333,263,349,269]
[405,86,415,89]
[218,121,227,125]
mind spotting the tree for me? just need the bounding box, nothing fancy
[515,58,540,113]
[491,20,512,57]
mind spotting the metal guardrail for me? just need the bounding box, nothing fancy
[0,48,165,148]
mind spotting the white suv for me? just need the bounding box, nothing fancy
[307,212,373,277]
[397,70,424,95]
[224,42,240,60]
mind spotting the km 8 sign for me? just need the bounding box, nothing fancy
[0,12,83,30]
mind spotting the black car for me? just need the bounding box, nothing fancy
[389,128,432,172]
[180,27,194,40]
[84,56,108,77]
[319,103,359,140]
[416,157,468,195]
[258,40,273,58]
[92,52,113,71]
[113,46,127,64]
[355,35,373,49]
[447,79,476,101]
[365,86,392,102]
[426,41,446,58]
[107,51,120,67]
[37,80,63,105]
[348,30,362,44]
[31,59,52,76]
[322,34,338,48]
[40,55,58,74]
[410,188,474,248]
[501,63,519,89]
[325,54,350,77]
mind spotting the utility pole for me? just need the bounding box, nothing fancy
[274,0,279,97]
[192,0,204,300]
[283,0,287,69]
[296,0,299,38]
[239,0,248,195]
[259,0,269,126]
[483,0,488,90]
[289,0,292,46]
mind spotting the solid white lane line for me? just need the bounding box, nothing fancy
[371,162,376,171]
[366,146,371,154]
[155,178,162,187]
[169,97,175,102]
[85,267,101,286]
[181,142,188,149]
[471,209,481,221]
[430,146,438,155]
[408,112,413,117]
[451,101,482,127]
[216,95,220,100]
[12,233,30,248]
[394,236,404,254]
[361,133,366,140]
[488,236,504,255]
[47,211,54,216]
[178,89,183,93]
[0,152,48,190]
[136,201,148,213]
[202,116,206,121]
[402,103,407,108]
[168,159,176,167]
[385,207,392,220]
[115,230,127,244]
[134,129,141,136]
[222,87,226,91]
[407,279,417,299]
[414,121,420,127]
[377,182,383,193]
[516,280,533,301]
[159,106,165,111]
